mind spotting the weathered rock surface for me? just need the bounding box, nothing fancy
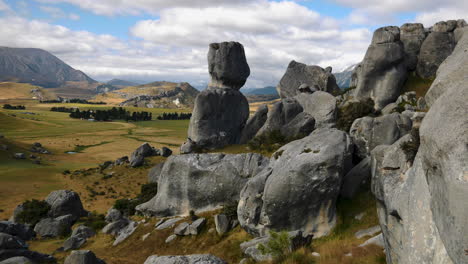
[137,153,269,217]
[0,222,35,241]
[425,27,468,107]
[144,254,226,264]
[214,215,230,235]
[350,113,412,159]
[359,233,384,248]
[208,42,250,90]
[238,128,353,237]
[400,23,426,70]
[340,157,371,199]
[63,226,95,251]
[294,91,337,128]
[276,61,339,98]
[148,163,164,184]
[129,143,159,167]
[155,218,183,230]
[0,233,27,250]
[64,250,106,264]
[188,218,206,235]
[239,104,268,144]
[352,26,407,109]
[34,215,74,238]
[113,221,138,246]
[45,190,87,221]
[185,87,249,150]
[0,256,33,264]
[0,249,55,264]
[354,225,381,239]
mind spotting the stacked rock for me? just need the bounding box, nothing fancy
[181,42,250,153]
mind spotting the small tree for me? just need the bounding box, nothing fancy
[16,199,50,226]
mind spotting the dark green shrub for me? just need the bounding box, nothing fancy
[222,201,238,220]
[189,210,198,221]
[336,98,375,132]
[258,230,291,261]
[16,199,50,226]
[114,182,158,216]
[137,182,158,202]
[248,130,305,154]
[81,212,106,231]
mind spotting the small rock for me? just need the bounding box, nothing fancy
[174,222,190,236]
[165,234,177,243]
[354,212,365,221]
[161,147,172,157]
[214,214,230,235]
[14,153,26,159]
[359,233,384,248]
[142,233,150,241]
[113,221,138,246]
[155,218,183,230]
[355,225,381,239]
[115,156,128,165]
[344,253,353,257]
[311,252,320,257]
[189,218,206,235]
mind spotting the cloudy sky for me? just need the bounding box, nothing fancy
[0,0,466,88]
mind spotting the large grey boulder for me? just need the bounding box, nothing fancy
[400,23,426,70]
[238,128,353,237]
[214,214,230,235]
[416,44,468,264]
[185,87,249,151]
[0,250,55,264]
[349,113,412,159]
[425,27,468,107]
[148,163,164,184]
[129,143,158,167]
[45,190,87,221]
[352,26,408,110]
[34,215,74,238]
[63,226,95,251]
[276,61,339,98]
[239,104,268,144]
[144,254,226,264]
[0,222,35,241]
[137,153,269,217]
[416,31,455,79]
[64,250,105,264]
[208,42,250,90]
[294,91,337,128]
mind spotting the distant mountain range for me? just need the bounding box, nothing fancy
[0,47,96,88]
[106,79,140,88]
[334,64,357,89]
[242,86,278,95]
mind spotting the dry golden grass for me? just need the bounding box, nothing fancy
[0,82,56,100]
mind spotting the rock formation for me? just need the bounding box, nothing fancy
[144,254,226,264]
[238,128,353,237]
[352,26,408,110]
[137,153,269,217]
[276,61,339,98]
[182,42,250,152]
[400,23,426,70]
[294,91,337,128]
[239,104,268,144]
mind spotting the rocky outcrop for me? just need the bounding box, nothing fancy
[137,153,269,217]
[255,98,315,139]
[372,28,468,263]
[400,23,426,70]
[425,27,467,106]
[276,61,339,98]
[239,104,268,144]
[350,113,412,159]
[0,256,33,264]
[101,208,137,246]
[238,128,353,237]
[34,215,74,238]
[63,225,95,251]
[129,143,159,167]
[416,20,466,79]
[64,250,106,264]
[208,42,250,90]
[294,91,337,128]
[340,157,371,199]
[0,222,35,241]
[352,26,408,109]
[0,232,54,263]
[144,254,226,264]
[45,190,87,221]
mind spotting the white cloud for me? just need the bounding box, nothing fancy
[0,0,10,12]
[40,6,81,21]
[37,0,256,16]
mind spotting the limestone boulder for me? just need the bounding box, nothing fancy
[34,215,74,238]
[238,128,353,237]
[45,190,87,221]
[144,254,226,264]
[400,23,426,70]
[64,250,106,264]
[208,42,250,90]
[0,222,35,241]
[294,91,337,128]
[148,163,164,184]
[276,60,339,98]
[239,104,268,144]
[136,153,269,217]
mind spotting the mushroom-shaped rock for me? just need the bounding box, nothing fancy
[208,42,250,90]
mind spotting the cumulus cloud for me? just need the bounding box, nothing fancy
[40,5,80,20]
[0,0,10,12]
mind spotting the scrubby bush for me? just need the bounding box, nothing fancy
[16,199,50,225]
[248,130,305,154]
[336,98,376,132]
[189,210,198,221]
[258,230,291,261]
[222,201,238,220]
[80,212,106,231]
[113,182,158,216]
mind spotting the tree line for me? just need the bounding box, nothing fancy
[50,107,76,113]
[156,112,192,120]
[41,99,106,105]
[3,104,26,110]
[69,107,152,121]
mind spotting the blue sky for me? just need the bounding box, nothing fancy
[0,0,466,87]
